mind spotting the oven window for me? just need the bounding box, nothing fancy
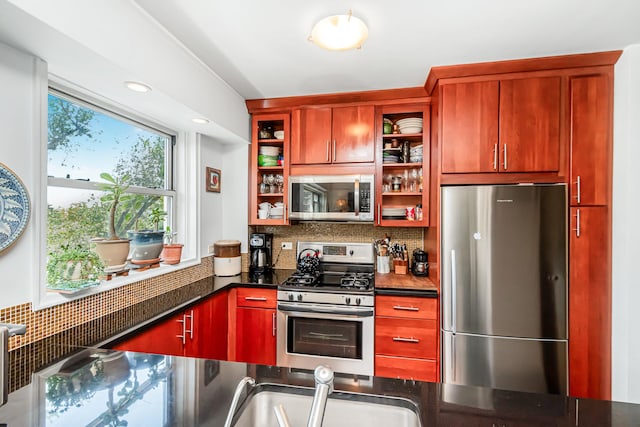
[287,317,362,359]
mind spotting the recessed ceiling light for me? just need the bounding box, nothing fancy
[309,9,368,51]
[124,81,152,93]
[192,118,209,124]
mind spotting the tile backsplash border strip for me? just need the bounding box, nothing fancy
[0,256,215,352]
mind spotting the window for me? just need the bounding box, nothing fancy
[46,89,175,291]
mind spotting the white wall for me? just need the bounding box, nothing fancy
[0,42,42,308]
[199,135,250,255]
[612,44,640,404]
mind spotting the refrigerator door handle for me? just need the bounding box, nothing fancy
[451,249,457,334]
[451,333,456,382]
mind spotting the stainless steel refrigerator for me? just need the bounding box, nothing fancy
[441,184,567,395]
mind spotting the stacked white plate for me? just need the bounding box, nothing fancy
[396,117,423,134]
[382,207,406,219]
[259,146,281,156]
[410,144,423,163]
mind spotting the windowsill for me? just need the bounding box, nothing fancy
[35,257,203,310]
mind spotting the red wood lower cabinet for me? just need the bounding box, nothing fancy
[111,290,230,359]
[569,206,611,400]
[235,306,277,365]
[111,310,190,357]
[374,295,439,382]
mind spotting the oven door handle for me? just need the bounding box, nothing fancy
[277,303,373,317]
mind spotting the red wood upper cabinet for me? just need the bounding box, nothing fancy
[441,80,499,173]
[440,76,561,174]
[569,74,612,206]
[291,107,332,164]
[499,76,561,173]
[291,105,375,165]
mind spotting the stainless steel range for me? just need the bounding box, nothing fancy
[277,241,375,376]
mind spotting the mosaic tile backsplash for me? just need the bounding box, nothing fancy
[253,223,425,269]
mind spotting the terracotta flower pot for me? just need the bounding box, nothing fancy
[161,243,183,265]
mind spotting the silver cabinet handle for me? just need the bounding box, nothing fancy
[574,209,581,238]
[176,315,187,345]
[393,305,419,312]
[272,312,276,337]
[393,337,420,343]
[332,139,337,162]
[503,144,508,170]
[183,309,194,340]
[451,250,457,334]
[493,143,498,170]
[245,297,268,301]
[326,140,330,162]
[575,175,582,204]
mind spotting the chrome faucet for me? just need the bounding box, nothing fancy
[273,365,335,427]
[1,323,27,407]
[224,376,256,427]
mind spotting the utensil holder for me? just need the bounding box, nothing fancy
[377,256,390,274]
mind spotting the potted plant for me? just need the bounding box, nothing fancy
[90,172,132,272]
[47,244,103,291]
[127,205,166,265]
[160,226,183,265]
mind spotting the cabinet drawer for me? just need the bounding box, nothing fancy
[375,317,437,359]
[236,288,277,308]
[376,295,437,320]
[375,355,437,383]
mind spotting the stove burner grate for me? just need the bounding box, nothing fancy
[339,272,374,290]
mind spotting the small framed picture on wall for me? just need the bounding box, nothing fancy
[206,167,221,193]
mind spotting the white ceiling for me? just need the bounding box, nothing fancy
[1,0,640,142]
[134,0,640,99]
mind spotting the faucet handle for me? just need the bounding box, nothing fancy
[314,365,334,387]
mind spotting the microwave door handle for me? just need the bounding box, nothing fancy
[354,178,360,216]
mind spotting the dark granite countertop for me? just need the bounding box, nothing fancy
[2,348,638,426]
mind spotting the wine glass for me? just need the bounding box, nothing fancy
[411,168,419,192]
[275,174,284,193]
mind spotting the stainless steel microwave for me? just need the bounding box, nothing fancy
[288,175,374,222]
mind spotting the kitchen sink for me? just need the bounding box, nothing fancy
[228,383,422,427]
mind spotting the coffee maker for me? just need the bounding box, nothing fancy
[411,249,429,276]
[249,233,273,273]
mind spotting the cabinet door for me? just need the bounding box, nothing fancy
[112,313,185,357]
[569,206,611,400]
[441,81,499,173]
[291,107,332,165]
[235,307,277,365]
[569,74,611,206]
[192,291,229,360]
[375,355,436,382]
[332,105,375,163]
[499,76,561,172]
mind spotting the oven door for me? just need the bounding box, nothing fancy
[277,302,374,376]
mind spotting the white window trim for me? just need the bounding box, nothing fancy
[32,74,201,310]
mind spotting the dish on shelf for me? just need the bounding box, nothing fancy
[396,117,423,125]
[259,146,281,156]
[399,126,422,134]
[273,130,284,139]
[382,207,406,216]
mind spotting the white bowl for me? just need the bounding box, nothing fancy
[399,126,422,134]
[396,117,423,125]
[273,130,284,139]
[258,209,268,219]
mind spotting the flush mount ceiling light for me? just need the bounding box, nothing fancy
[191,118,209,124]
[124,81,152,93]
[309,9,368,51]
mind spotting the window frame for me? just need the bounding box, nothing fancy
[33,79,201,310]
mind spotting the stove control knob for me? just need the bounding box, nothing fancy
[297,294,303,302]
[288,293,294,301]
[356,298,361,306]
[349,250,354,256]
[345,297,351,305]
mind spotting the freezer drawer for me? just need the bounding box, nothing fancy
[441,331,567,395]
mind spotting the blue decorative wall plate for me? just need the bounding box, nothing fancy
[0,162,30,254]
